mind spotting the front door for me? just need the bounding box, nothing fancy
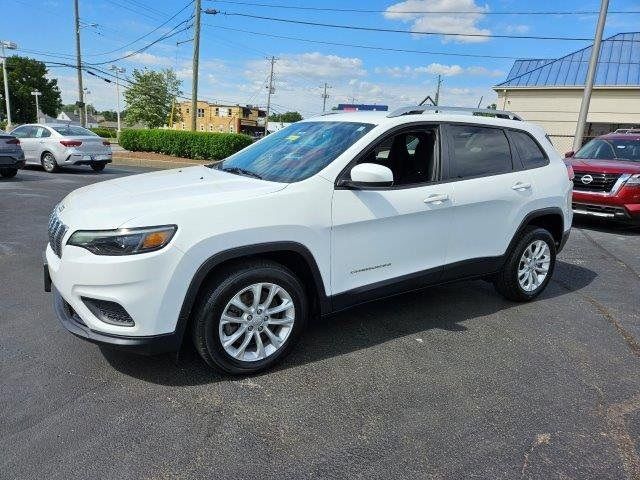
[331,125,454,306]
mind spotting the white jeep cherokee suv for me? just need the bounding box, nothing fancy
[45,106,572,374]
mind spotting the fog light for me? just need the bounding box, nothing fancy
[82,297,135,326]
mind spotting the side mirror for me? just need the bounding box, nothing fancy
[347,163,394,188]
[564,150,575,158]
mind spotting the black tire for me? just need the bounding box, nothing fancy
[494,226,556,302]
[192,260,308,375]
[91,162,106,172]
[0,168,18,178]
[41,152,59,173]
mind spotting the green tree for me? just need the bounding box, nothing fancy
[100,110,118,122]
[269,111,302,122]
[124,68,181,128]
[0,56,62,123]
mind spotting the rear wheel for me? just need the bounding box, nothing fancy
[0,168,18,178]
[494,227,556,302]
[192,260,308,374]
[41,152,58,173]
[91,162,106,172]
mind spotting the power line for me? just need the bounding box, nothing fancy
[205,10,599,41]
[203,24,519,60]
[205,1,640,16]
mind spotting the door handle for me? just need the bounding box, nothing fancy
[423,194,449,204]
[511,182,532,191]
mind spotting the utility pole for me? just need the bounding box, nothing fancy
[31,91,41,123]
[74,0,85,127]
[321,82,331,112]
[83,88,91,125]
[1,40,17,130]
[264,56,276,136]
[434,75,442,106]
[191,0,201,131]
[109,65,125,136]
[573,0,608,151]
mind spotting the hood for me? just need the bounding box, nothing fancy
[567,157,640,174]
[57,166,287,228]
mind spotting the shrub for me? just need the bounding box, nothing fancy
[119,129,253,160]
[90,127,117,138]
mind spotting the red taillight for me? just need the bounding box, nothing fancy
[6,138,19,145]
[565,163,575,181]
[60,140,82,147]
[102,141,110,146]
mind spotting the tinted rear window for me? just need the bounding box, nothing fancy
[511,131,548,168]
[450,125,512,178]
[51,125,97,136]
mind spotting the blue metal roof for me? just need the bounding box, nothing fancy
[496,32,640,87]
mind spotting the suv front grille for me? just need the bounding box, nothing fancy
[573,171,621,193]
[48,208,68,258]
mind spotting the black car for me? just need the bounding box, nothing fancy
[0,132,26,178]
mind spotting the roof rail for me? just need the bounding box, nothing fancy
[387,105,523,121]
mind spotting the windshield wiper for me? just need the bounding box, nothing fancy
[217,166,263,179]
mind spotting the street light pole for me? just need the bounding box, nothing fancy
[573,0,609,151]
[109,65,125,137]
[1,40,17,130]
[31,90,42,123]
[74,0,85,127]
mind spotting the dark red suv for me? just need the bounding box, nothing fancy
[565,133,640,224]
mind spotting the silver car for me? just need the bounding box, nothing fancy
[10,123,112,173]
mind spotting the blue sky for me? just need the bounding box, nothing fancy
[3,0,640,117]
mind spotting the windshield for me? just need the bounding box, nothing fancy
[52,125,98,136]
[575,138,640,162]
[213,121,375,182]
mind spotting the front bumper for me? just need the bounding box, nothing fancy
[0,154,26,169]
[52,286,180,354]
[572,187,640,222]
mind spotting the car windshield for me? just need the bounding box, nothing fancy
[575,138,640,162]
[212,121,375,182]
[51,125,97,136]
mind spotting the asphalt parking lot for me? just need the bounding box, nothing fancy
[2,165,640,479]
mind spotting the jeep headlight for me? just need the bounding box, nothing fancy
[67,225,177,255]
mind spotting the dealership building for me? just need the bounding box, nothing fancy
[493,32,640,152]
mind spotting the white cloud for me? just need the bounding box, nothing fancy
[464,66,504,77]
[124,51,174,67]
[247,52,366,81]
[505,24,530,34]
[376,63,503,78]
[384,0,491,43]
[417,63,464,76]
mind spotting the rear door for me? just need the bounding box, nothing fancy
[444,123,533,267]
[10,126,37,163]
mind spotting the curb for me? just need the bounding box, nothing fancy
[112,156,208,169]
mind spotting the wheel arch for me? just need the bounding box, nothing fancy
[508,207,565,256]
[174,241,330,349]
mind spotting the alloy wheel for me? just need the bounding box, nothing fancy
[218,282,295,362]
[517,239,551,292]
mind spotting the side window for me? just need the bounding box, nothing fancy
[510,131,548,169]
[359,127,439,186]
[449,125,512,178]
[34,127,51,138]
[11,126,32,138]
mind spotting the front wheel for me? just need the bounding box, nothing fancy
[0,168,18,178]
[192,260,308,374]
[494,227,556,302]
[41,152,59,173]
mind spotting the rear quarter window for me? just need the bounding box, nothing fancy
[449,124,513,178]
[510,131,549,169]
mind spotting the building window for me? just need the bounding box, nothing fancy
[209,124,213,132]
[215,107,219,116]
[186,107,189,114]
[200,124,204,131]
[197,108,205,118]
[229,125,235,133]
[227,108,232,116]
[181,123,185,130]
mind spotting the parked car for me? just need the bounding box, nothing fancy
[45,106,572,374]
[10,123,112,173]
[0,131,26,178]
[565,132,640,224]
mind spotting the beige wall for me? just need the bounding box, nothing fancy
[495,87,640,152]
[172,101,263,134]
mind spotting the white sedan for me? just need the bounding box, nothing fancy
[10,123,112,173]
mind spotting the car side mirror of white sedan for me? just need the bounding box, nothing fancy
[344,163,394,188]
